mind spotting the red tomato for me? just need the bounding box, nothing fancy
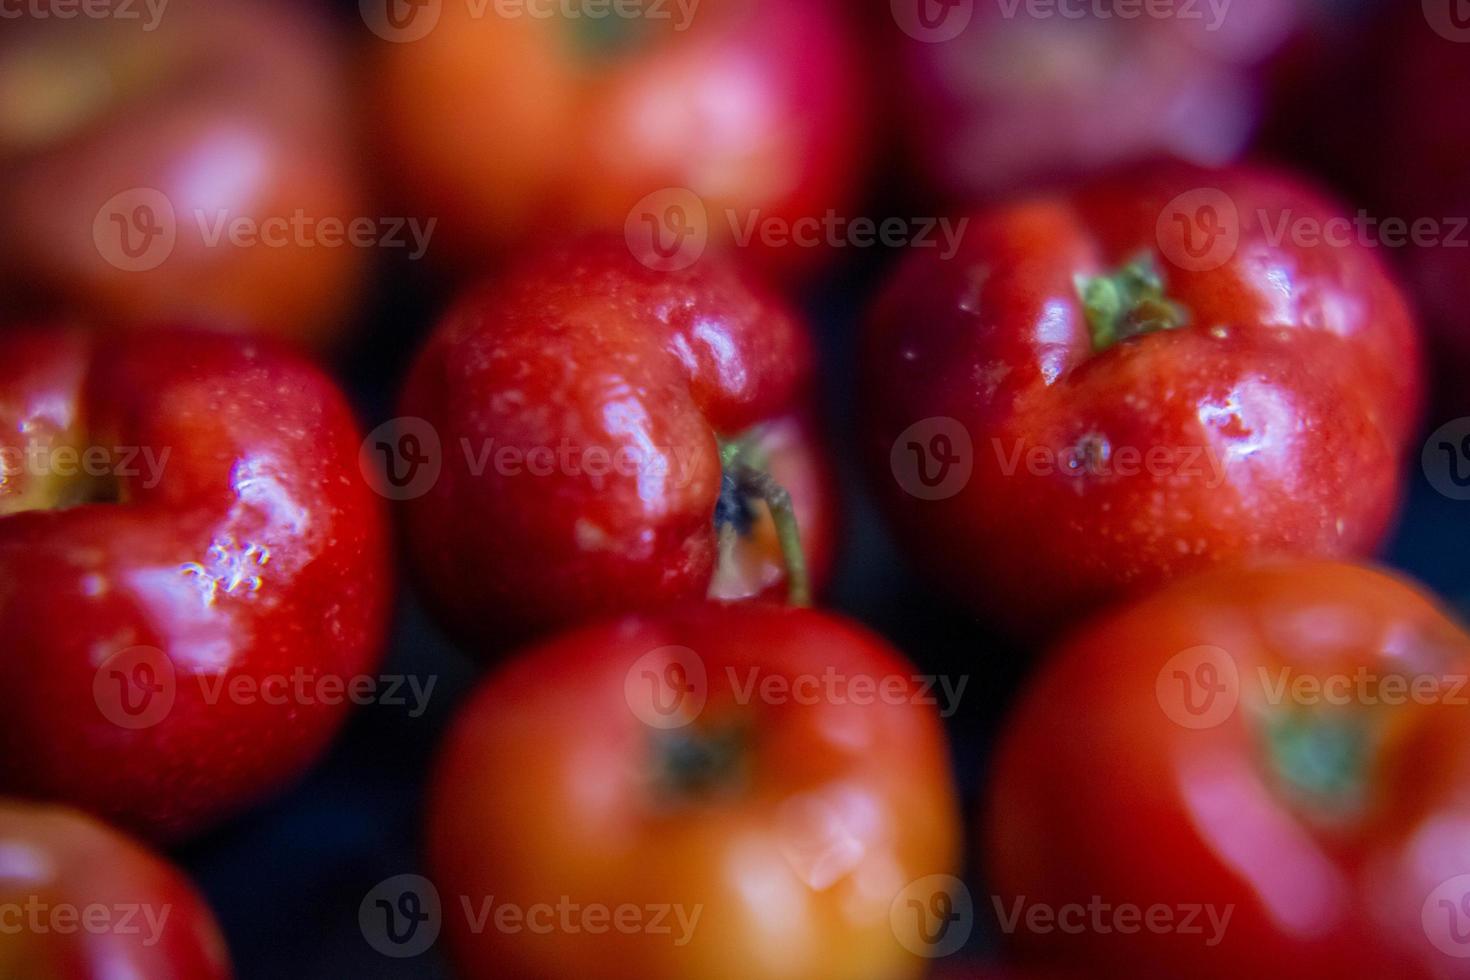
[987,561,1470,978]
[0,1,364,349]
[890,0,1298,202]
[369,0,866,277]
[396,235,836,650]
[0,327,392,840]
[0,800,231,978]
[861,162,1422,640]
[426,602,962,979]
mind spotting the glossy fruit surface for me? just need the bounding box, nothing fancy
[0,0,364,348]
[426,602,961,980]
[861,162,1421,638]
[0,327,392,840]
[371,0,865,277]
[397,235,835,650]
[988,561,1470,978]
[0,800,232,979]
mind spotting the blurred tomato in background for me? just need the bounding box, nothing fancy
[889,0,1298,204]
[0,0,364,349]
[0,801,233,978]
[368,0,867,279]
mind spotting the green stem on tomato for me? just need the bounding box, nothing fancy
[1076,253,1191,353]
[717,432,812,608]
[1255,705,1371,822]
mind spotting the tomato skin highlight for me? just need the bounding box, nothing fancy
[398,235,835,652]
[861,162,1422,640]
[0,327,393,841]
[986,560,1470,979]
[426,601,961,980]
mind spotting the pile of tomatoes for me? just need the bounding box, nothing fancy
[0,0,1467,977]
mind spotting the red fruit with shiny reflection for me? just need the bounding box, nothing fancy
[397,235,835,650]
[987,561,1470,978]
[370,0,865,278]
[861,162,1421,640]
[426,602,961,980]
[0,328,392,841]
[0,800,232,978]
[0,0,364,349]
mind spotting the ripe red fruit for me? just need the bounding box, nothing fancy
[369,0,865,278]
[0,800,232,978]
[891,0,1298,202]
[426,602,961,980]
[861,162,1422,639]
[0,1,364,349]
[987,561,1470,978]
[0,327,392,840]
[396,236,835,650]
